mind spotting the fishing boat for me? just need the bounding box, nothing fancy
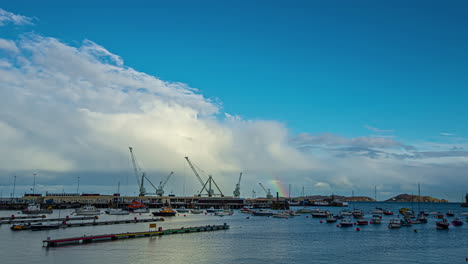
[21,203,53,214]
[74,205,101,215]
[371,215,382,224]
[284,210,300,216]
[436,212,444,219]
[446,210,455,217]
[371,208,384,214]
[326,215,337,223]
[383,210,394,215]
[105,208,129,215]
[252,210,274,216]
[190,208,204,214]
[176,207,190,213]
[403,211,415,219]
[152,207,177,216]
[339,218,353,227]
[388,219,401,229]
[436,219,450,230]
[452,218,464,226]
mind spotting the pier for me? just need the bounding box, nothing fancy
[1,216,97,225]
[42,223,230,247]
[12,217,164,231]
[0,215,46,221]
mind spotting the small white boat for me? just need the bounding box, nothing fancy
[215,210,230,217]
[340,209,353,216]
[132,208,149,213]
[75,205,101,215]
[190,209,204,214]
[252,210,274,216]
[371,208,384,214]
[371,215,382,224]
[206,207,218,213]
[388,219,401,229]
[176,207,190,213]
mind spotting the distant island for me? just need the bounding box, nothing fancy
[384,194,448,203]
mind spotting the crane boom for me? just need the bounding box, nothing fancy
[184,157,205,187]
[258,182,268,193]
[258,182,273,199]
[159,172,174,189]
[233,172,242,198]
[129,147,146,196]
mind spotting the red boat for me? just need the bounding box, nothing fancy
[383,210,394,216]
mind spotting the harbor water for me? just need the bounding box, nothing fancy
[0,202,466,264]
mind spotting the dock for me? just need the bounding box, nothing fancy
[12,218,164,231]
[43,223,229,247]
[0,215,46,221]
[1,216,97,225]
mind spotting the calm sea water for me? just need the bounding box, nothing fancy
[0,202,466,264]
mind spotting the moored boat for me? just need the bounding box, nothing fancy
[326,215,337,223]
[252,210,274,216]
[128,200,149,213]
[446,210,455,217]
[105,208,130,215]
[400,219,412,226]
[357,218,368,225]
[352,209,364,218]
[383,210,394,215]
[176,207,190,213]
[388,219,401,229]
[296,208,314,214]
[340,209,353,216]
[371,208,384,214]
[311,209,331,218]
[152,207,177,216]
[272,213,290,219]
[190,208,204,214]
[21,204,53,214]
[436,219,450,230]
[371,215,382,224]
[339,218,353,227]
[74,205,101,215]
[452,218,463,226]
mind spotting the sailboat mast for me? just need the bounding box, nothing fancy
[418,183,421,212]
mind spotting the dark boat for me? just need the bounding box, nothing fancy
[339,218,353,227]
[152,207,176,216]
[400,219,412,227]
[436,219,450,230]
[452,218,464,226]
[446,210,455,217]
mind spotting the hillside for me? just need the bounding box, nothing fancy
[385,194,448,203]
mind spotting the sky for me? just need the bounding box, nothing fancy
[0,1,467,201]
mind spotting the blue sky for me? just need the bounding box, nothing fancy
[3,0,468,138]
[1,1,468,200]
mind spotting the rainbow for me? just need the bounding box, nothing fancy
[270,178,288,197]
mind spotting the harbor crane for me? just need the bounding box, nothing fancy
[129,147,166,196]
[184,156,224,197]
[258,183,273,199]
[129,147,146,196]
[233,173,242,198]
[156,172,174,196]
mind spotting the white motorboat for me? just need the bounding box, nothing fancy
[74,205,101,215]
[176,207,190,213]
[105,208,129,215]
[371,215,382,224]
[190,209,204,214]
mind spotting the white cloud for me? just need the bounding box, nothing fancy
[364,125,394,133]
[0,39,20,54]
[0,8,34,26]
[0,31,467,201]
[440,132,454,136]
